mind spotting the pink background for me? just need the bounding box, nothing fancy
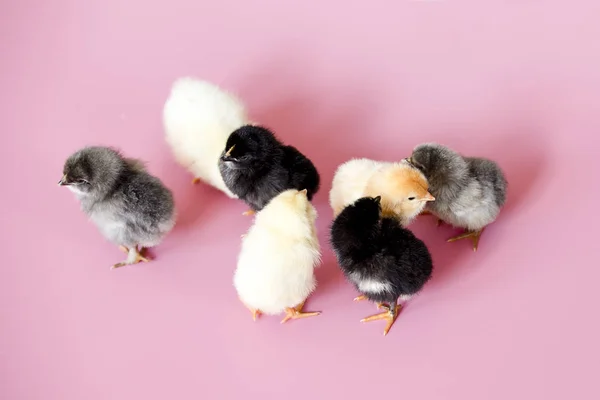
[1,1,598,399]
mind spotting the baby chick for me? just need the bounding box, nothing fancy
[163,77,248,197]
[219,125,320,215]
[330,196,433,336]
[407,143,507,251]
[234,189,321,323]
[59,146,176,269]
[329,158,435,225]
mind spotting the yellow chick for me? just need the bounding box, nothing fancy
[234,189,321,323]
[329,158,435,225]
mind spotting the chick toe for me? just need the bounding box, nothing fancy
[280,301,321,324]
[354,296,386,309]
[111,246,151,269]
[249,308,262,321]
[192,177,201,184]
[242,209,256,216]
[360,303,402,336]
[447,229,484,251]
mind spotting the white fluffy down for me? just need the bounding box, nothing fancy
[234,190,321,315]
[163,77,248,198]
[329,158,386,216]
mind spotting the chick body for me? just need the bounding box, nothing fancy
[234,189,321,321]
[329,158,433,225]
[331,196,433,335]
[409,143,507,249]
[163,77,247,197]
[219,125,320,212]
[59,147,175,268]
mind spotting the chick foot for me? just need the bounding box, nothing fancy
[112,246,151,269]
[360,301,402,336]
[447,228,484,251]
[280,300,321,324]
[354,295,385,309]
[192,177,201,184]
[242,209,256,216]
[248,307,262,321]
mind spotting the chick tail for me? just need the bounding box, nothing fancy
[280,300,321,324]
[163,77,248,196]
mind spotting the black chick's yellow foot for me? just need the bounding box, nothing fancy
[354,295,385,309]
[242,209,256,216]
[280,300,321,324]
[353,294,368,302]
[447,228,484,252]
[112,246,151,269]
[360,301,402,336]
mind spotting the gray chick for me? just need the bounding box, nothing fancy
[58,146,176,268]
[407,143,507,251]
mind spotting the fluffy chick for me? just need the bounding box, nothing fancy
[408,143,507,251]
[163,77,248,197]
[59,146,176,269]
[219,125,320,215]
[330,196,433,336]
[329,158,435,225]
[233,189,321,323]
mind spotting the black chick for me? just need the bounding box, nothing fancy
[218,125,320,215]
[330,196,433,336]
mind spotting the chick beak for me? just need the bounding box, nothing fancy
[423,192,435,202]
[58,175,68,186]
[225,145,235,157]
[299,189,308,196]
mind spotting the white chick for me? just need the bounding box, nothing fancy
[163,77,248,197]
[234,189,321,323]
[329,158,435,225]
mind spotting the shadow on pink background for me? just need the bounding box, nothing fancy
[1,1,598,399]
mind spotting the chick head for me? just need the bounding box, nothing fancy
[408,143,465,183]
[220,125,279,171]
[366,163,435,223]
[345,196,382,224]
[256,189,317,236]
[331,196,382,251]
[58,146,124,197]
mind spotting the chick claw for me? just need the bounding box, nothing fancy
[447,229,484,252]
[280,301,321,324]
[112,246,151,269]
[360,303,402,336]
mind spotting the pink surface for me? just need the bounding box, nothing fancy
[1,1,598,399]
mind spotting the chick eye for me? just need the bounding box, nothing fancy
[77,179,88,184]
[408,197,415,201]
